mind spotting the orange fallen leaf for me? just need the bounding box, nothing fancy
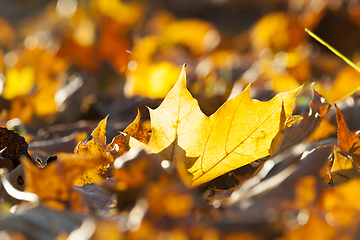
[279,214,336,240]
[148,65,301,185]
[22,153,108,212]
[97,19,130,74]
[108,150,164,210]
[320,178,360,226]
[329,147,360,185]
[335,105,360,169]
[307,118,336,142]
[8,96,33,123]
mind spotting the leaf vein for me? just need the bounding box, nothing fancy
[194,103,281,181]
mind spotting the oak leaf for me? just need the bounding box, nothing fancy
[148,66,301,185]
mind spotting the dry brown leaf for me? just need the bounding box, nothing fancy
[279,88,329,151]
[123,109,151,144]
[335,105,360,169]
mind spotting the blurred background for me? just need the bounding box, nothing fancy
[0,0,360,143]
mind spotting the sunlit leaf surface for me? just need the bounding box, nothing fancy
[148,66,301,185]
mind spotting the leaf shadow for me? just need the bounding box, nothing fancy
[153,135,199,180]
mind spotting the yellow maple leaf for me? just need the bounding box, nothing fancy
[148,65,301,186]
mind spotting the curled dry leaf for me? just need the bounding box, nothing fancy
[279,88,329,152]
[148,65,301,185]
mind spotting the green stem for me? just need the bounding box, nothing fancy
[305,28,360,73]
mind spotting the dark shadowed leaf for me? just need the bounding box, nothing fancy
[0,127,31,170]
